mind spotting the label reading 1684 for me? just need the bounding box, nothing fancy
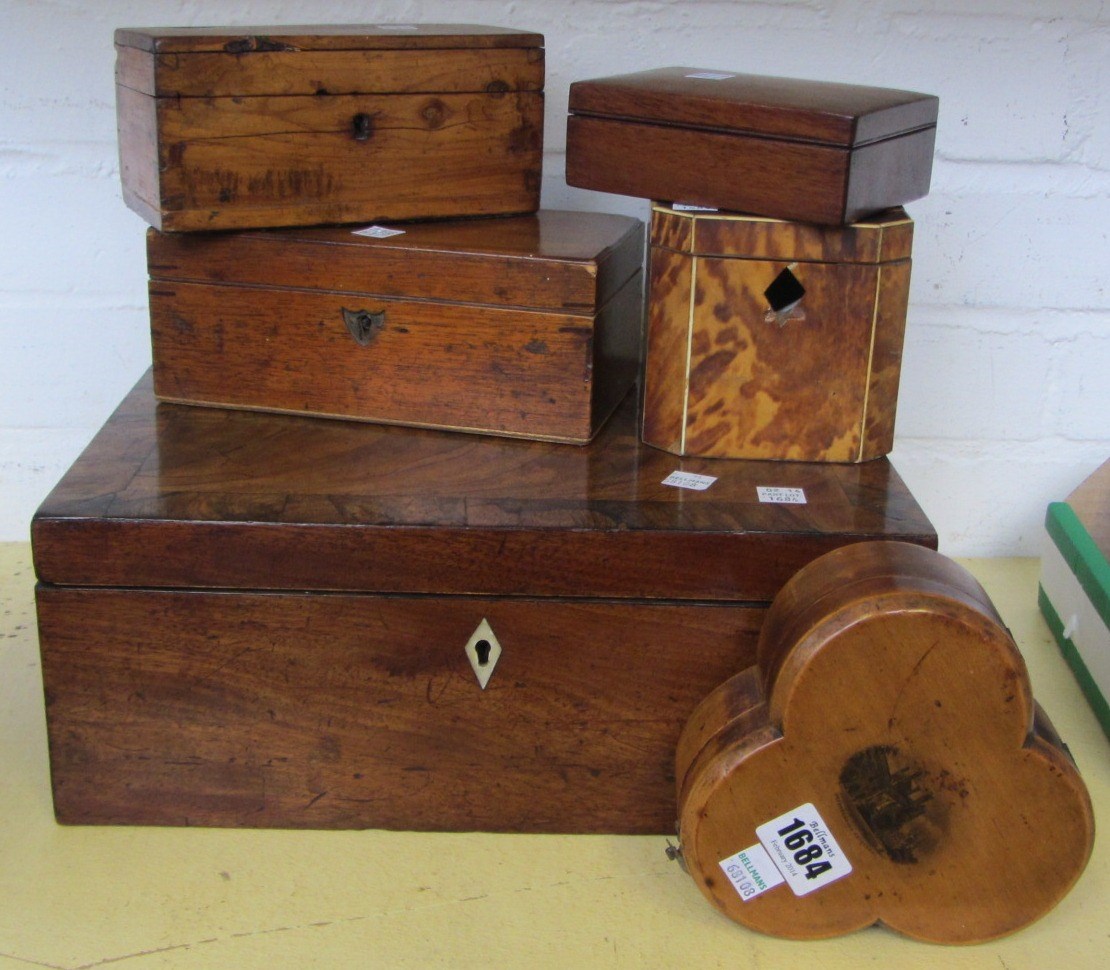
[755,802,852,897]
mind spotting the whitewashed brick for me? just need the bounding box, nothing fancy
[1062,25,1110,171]
[1048,331,1110,441]
[0,307,150,428]
[0,160,147,305]
[896,324,1052,441]
[909,188,1110,311]
[883,14,1076,162]
[890,440,1110,557]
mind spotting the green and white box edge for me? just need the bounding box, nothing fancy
[1038,501,1110,741]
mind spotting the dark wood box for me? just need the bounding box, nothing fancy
[32,374,936,833]
[147,210,644,444]
[644,203,913,462]
[566,68,938,225]
[116,24,544,231]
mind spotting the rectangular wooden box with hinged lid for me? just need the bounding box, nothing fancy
[643,203,914,463]
[32,373,936,833]
[147,210,643,444]
[566,67,937,225]
[115,24,544,230]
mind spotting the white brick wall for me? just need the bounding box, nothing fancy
[1,0,1107,553]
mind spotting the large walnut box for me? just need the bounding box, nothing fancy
[31,374,936,833]
[643,204,914,462]
[147,210,643,444]
[115,24,544,231]
[567,68,937,225]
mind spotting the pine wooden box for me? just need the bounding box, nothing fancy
[32,373,937,833]
[566,68,937,225]
[643,204,913,462]
[147,210,644,444]
[115,24,544,231]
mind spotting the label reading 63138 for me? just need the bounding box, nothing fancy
[662,470,717,491]
[756,802,852,897]
[719,843,785,902]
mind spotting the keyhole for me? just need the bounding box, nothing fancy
[474,639,492,667]
[764,266,805,312]
[352,112,374,141]
[464,618,501,689]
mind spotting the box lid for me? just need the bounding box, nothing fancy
[147,211,644,314]
[569,68,938,148]
[32,373,937,601]
[651,203,913,263]
[115,25,545,98]
[115,24,544,53]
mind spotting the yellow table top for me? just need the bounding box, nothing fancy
[1,546,1106,968]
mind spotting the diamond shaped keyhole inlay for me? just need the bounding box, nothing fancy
[763,265,807,327]
[464,618,502,690]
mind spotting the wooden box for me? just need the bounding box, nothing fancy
[147,210,644,444]
[675,542,1093,943]
[115,24,544,231]
[566,68,938,225]
[32,373,937,833]
[643,203,913,462]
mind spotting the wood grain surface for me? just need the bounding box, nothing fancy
[37,587,762,832]
[31,372,937,599]
[566,68,937,224]
[116,28,544,230]
[32,374,932,833]
[640,243,692,453]
[642,205,912,461]
[568,68,939,146]
[675,541,1095,943]
[121,47,544,98]
[115,24,546,54]
[146,211,643,313]
[147,212,643,442]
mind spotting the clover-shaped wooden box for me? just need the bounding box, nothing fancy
[675,541,1094,943]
